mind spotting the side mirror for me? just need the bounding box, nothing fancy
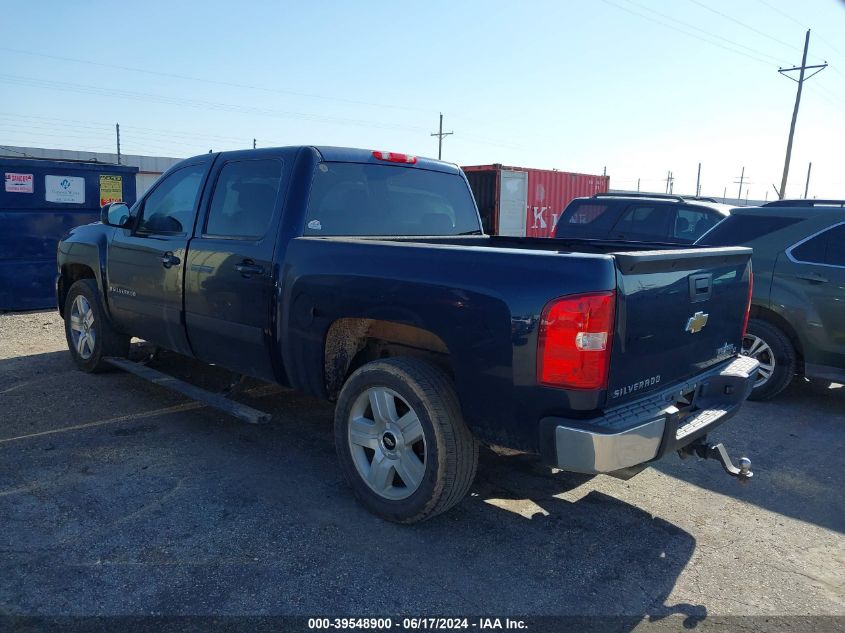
[100,202,131,227]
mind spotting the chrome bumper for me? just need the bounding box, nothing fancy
[551,355,759,474]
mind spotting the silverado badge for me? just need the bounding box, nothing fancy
[685,311,709,334]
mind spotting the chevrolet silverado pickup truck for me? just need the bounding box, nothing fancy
[57,146,758,523]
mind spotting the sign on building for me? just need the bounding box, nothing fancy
[45,175,85,203]
[99,174,123,206]
[4,173,33,193]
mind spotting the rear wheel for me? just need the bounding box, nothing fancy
[741,318,796,401]
[334,357,478,523]
[64,279,130,372]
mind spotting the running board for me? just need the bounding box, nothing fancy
[104,357,272,425]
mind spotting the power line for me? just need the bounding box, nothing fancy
[605,0,779,63]
[0,73,433,133]
[599,0,769,66]
[0,46,436,116]
[753,0,844,63]
[685,0,804,57]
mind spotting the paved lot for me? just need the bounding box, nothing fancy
[0,310,842,620]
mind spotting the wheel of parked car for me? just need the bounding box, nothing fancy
[64,279,130,373]
[741,318,797,401]
[334,357,478,523]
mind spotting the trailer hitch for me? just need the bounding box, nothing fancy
[679,440,753,482]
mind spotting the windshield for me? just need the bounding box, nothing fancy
[303,162,481,236]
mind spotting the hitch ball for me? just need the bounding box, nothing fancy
[738,457,752,477]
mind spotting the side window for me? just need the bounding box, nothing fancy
[673,207,721,242]
[612,205,672,240]
[137,164,205,235]
[823,224,845,267]
[792,223,845,267]
[791,232,829,264]
[205,159,282,239]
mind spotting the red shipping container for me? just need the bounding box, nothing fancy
[462,164,609,237]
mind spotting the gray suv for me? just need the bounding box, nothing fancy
[698,200,845,399]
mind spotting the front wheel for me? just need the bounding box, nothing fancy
[334,357,478,523]
[64,279,130,372]
[741,318,796,401]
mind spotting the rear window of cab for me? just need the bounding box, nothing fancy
[303,163,480,236]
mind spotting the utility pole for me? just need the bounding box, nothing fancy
[603,166,607,176]
[115,123,121,165]
[723,186,727,202]
[804,162,812,198]
[777,30,827,199]
[430,113,453,160]
[665,170,674,194]
[637,178,640,193]
[734,167,746,201]
[696,162,701,197]
[253,138,257,149]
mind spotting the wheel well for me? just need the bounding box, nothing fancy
[58,264,96,317]
[324,318,452,399]
[749,305,804,375]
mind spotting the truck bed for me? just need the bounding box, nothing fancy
[283,234,752,450]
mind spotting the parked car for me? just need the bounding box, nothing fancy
[697,199,845,400]
[57,146,757,523]
[555,193,732,244]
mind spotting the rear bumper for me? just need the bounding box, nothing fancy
[545,355,759,474]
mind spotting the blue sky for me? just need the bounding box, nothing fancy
[1,0,844,199]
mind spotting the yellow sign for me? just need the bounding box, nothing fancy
[99,174,123,207]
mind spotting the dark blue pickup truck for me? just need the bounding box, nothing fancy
[57,146,758,522]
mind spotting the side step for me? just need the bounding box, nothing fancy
[104,357,272,425]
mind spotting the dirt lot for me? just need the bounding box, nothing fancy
[1,310,843,621]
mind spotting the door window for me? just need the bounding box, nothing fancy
[136,164,206,235]
[205,159,283,239]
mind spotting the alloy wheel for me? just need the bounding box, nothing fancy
[741,334,775,388]
[347,386,427,501]
[69,295,96,360]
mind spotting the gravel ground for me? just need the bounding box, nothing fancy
[0,310,842,622]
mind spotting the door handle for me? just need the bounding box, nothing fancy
[235,260,265,278]
[796,272,828,284]
[160,252,181,268]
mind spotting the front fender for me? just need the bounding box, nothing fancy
[57,224,113,318]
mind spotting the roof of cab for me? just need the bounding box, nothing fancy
[185,146,461,175]
[314,146,461,175]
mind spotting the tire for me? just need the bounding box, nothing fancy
[334,357,478,524]
[64,279,130,373]
[742,318,797,401]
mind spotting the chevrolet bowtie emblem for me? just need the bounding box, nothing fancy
[685,311,709,334]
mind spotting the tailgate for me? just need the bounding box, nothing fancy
[607,246,752,406]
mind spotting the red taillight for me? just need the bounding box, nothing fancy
[372,150,417,164]
[742,269,753,338]
[537,291,615,390]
